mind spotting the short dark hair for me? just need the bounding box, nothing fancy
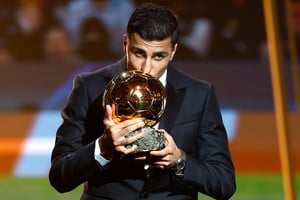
[126,3,178,46]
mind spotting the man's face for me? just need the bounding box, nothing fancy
[124,33,177,78]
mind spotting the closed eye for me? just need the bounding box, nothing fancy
[153,52,168,61]
[131,48,146,58]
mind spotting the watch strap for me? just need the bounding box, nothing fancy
[172,149,186,177]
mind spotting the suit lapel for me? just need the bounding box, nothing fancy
[158,84,185,133]
[158,67,186,134]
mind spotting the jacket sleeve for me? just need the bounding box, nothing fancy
[181,84,236,199]
[48,74,102,193]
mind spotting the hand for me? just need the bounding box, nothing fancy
[99,105,145,160]
[134,130,182,169]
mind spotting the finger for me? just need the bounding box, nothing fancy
[134,156,147,161]
[152,155,174,166]
[103,105,115,128]
[124,131,144,143]
[153,161,168,168]
[105,105,113,121]
[122,118,145,129]
[162,130,172,144]
[149,151,163,156]
[115,119,145,137]
[113,130,144,148]
[111,104,116,121]
[118,144,138,155]
[112,118,143,131]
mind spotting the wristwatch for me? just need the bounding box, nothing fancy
[172,149,186,176]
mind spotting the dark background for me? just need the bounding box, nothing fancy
[0,0,299,111]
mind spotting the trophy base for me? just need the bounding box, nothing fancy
[125,127,165,152]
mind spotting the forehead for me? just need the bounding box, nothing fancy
[128,33,173,51]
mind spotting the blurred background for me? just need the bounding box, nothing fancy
[0,0,299,199]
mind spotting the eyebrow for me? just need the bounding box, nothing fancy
[153,51,169,57]
[130,47,169,56]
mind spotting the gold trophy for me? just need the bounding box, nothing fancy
[102,70,166,152]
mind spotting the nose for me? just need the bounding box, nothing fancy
[140,58,152,74]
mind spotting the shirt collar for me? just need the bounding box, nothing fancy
[158,69,167,87]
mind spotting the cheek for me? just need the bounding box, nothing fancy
[127,55,141,71]
[150,62,168,77]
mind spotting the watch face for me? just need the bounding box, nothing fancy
[177,159,186,171]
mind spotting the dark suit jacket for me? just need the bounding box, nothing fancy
[49,57,236,200]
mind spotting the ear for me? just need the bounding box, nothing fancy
[123,34,127,53]
[170,43,178,61]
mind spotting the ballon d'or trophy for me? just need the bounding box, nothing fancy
[102,70,167,152]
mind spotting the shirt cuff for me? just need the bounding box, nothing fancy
[94,138,110,167]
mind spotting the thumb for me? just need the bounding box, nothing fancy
[105,104,113,121]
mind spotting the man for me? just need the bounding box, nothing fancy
[49,3,236,200]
